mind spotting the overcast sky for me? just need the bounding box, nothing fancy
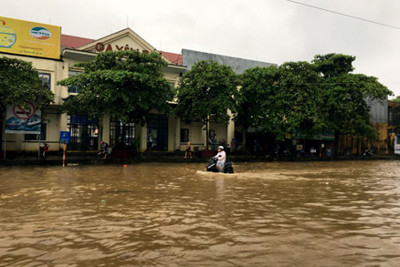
[2,0,400,97]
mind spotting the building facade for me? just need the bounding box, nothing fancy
[1,18,246,154]
[1,17,390,157]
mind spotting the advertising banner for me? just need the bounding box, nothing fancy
[0,16,61,59]
[5,102,41,134]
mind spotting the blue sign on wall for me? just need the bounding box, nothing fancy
[60,131,71,143]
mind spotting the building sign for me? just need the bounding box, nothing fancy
[94,42,150,54]
[0,16,61,59]
[5,102,41,134]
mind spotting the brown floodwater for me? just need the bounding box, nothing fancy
[0,160,400,266]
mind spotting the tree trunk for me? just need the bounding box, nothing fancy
[205,118,209,150]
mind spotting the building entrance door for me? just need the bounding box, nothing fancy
[68,115,98,150]
[147,114,168,151]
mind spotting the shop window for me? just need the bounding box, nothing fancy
[181,129,189,142]
[39,73,51,90]
[68,71,81,93]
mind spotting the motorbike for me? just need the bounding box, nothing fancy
[362,149,375,157]
[98,146,113,159]
[206,157,234,173]
[40,143,49,160]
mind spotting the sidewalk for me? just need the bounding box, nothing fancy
[0,151,99,166]
[0,150,211,166]
[1,150,398,167]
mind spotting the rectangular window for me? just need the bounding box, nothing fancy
[180,129,189,142]
[68,71,81,93]
[209,129,215,140]
[24,123,47,140]
[39,73,51,90]
[208,129,217,150]
[110,120,136,148]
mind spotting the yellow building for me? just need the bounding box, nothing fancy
[1,17,239,155]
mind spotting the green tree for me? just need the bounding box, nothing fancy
[313,53,355,78]
[175,60,239,150]
[58,50,173,125]
[391,96,400,103]
[278,62,325,137]
[238,62,324,140]
[0,57,54,112]
[237,66,280,131]
[313,53,392,155]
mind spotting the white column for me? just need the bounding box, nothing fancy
[175,118,181,151]
[227,110,235,148]
[101,115,111,144]
[202,120,208,149]
[139,125,147,152]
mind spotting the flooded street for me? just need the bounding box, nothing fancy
[1,160,400,266]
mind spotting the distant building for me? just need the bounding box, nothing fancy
[182,49,275,74]
[388,100,400,153]
[336,98,389,156]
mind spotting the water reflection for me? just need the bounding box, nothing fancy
[1,161,400,266]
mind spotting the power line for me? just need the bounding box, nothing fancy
[287,0,400,31]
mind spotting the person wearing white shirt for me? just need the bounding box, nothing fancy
[214,146,226,172]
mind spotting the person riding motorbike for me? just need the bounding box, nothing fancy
[214,146,226,172]
[206,145,234,173]
[98,141,110,159]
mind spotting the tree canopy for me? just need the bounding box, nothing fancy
[390,96,400,103]
[314,54,392,140]
[175,60,239,149]
[313,53,355,78]
[0,57,54,112]
[238,61,324,140]
[57,50,174,125]
[238,53,392,145]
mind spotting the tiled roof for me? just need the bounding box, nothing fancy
[160,51,183,65]
[61,34,94,49]
[61,34,183,65]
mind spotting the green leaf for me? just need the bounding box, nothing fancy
[57,51,173,124]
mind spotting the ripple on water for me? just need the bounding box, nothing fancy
[1,161,400,266]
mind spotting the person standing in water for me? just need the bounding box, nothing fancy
[184,139,192,159]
